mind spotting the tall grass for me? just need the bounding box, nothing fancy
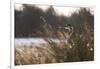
[15,39,80,65]
[15,7,94,65]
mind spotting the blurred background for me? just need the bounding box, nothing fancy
[14,4,94,65]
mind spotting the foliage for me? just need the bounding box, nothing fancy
[15,4,94,65]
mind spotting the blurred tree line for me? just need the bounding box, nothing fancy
[15,5,70,38]
[15,4,94,61]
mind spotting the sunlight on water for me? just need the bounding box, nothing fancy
[15,38,47,46]
[15,38,68,46]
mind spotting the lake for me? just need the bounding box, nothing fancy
[15,38,68,46]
